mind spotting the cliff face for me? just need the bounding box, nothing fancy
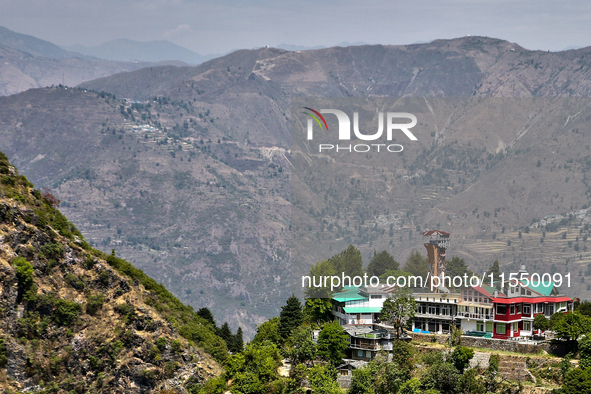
[0,151,223,393]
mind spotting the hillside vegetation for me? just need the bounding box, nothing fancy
[0,151,226,393]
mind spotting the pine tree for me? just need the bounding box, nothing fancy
[278,295,304,339]
[403,250,429,278]
[219,322,233,349]
[487,260,501,286]
[233,327,244,353]
[367,250,399,277]
[197,307,217,328]
[446,256,473,280]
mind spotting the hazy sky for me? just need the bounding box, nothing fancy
[1,0,590,54]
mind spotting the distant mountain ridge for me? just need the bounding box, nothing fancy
[0,25,78,59]
[63,38,218,65]
[0,26,193,97]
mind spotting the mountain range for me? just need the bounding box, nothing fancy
[2,36,591,338]
[0,26,210,97]
[63,39,218,65]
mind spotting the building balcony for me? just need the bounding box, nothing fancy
[456,313,493,320]
[414,312,454,320]
[349,342,380,351]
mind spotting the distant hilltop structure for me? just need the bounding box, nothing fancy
[423,230,451,293]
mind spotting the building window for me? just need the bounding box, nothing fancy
[512,322,518,332]
[486,322,494,332]
[497,304,507,315]
[523,304,531,315]
[496,324,506,335]
[370,295,382,299]
[535,303,544,313]
[477,321,485,332]
[358,350,363,357]
[523,321,531,331]
[516,304,522,314]
[510,305,515,315]
[366,351,372,359]
[545,304,554,316]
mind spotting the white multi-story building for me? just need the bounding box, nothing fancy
[331,286,460,334]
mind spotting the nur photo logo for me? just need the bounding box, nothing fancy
[302,106,418,153]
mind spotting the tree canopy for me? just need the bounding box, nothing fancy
[304,259,337,298]
[278,295,304,339]
[329,244,364,278]
[286,326,316,366]
[381,288,417,338]
[486,260,501,285]
[553,312,591,341]
[252,317,281,345]
[196,307,216,328]
[445,256,473,281]
[450,346,474,373]
[303,298,333,324]
[317,321,349,365]
[367,250,399,277]
[403,250,429,278]
[533,314,549,332]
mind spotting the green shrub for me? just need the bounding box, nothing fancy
[115,303,135,317]
[41,243,64,260]
[141,368,159,382]
[149,345,161,362]
[0,337,7,367]
[1,175,15,186]
[86,294,105,316]
[488,353,500,372]
[187,376,226,394]
[14,257,34,291]
[34,210,48,228]
[156,337,167,351]
[65,273,85,290]
[89,355,103,372]
[171,339,182,354]
[84,256,95,269]
[53,299,82,326]
[98,270,110,285]
[164,361,179,378]
[450,346,474,373]
[36,294,56,315]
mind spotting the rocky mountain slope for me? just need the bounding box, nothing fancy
[0,151,224,393]
[2,36,591,338]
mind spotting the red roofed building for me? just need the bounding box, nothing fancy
[457,265,573,339]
